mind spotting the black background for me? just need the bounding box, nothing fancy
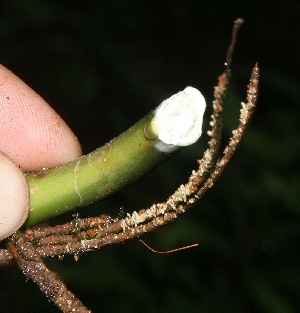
[0,1,299,312]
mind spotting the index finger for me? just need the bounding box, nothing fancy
[0,65,82,172]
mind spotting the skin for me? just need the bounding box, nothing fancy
[0,65,82,240]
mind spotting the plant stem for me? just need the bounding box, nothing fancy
[25,87,206,227]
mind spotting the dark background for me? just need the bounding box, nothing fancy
[0,1,299,312]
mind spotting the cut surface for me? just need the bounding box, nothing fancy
[154,87,206,146]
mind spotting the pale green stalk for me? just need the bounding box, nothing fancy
[25,87,206,227]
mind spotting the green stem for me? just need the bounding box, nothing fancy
[25,87,206,227]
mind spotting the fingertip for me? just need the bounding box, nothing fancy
[0,65,83,171]
[0,152,29,240]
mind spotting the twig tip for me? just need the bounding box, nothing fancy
[234,18,244,26]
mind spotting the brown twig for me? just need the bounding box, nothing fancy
[7,234,91,313]
[225,18,244,76]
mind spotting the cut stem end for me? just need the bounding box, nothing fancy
[144,87,206,152]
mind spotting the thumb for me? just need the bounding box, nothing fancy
[0,152,29,240]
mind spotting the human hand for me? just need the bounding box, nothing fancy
[0,65,82,240]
